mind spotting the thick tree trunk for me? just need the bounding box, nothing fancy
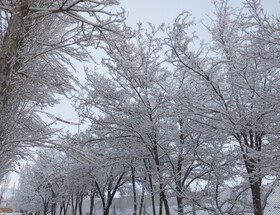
[103,207,110,215]
[0,0,29,110]
[250,180,262,215]
[236,131,263,215]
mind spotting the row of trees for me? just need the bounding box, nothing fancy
[13,1,280,215]
[15,147,129,215]
[0,0,280,215]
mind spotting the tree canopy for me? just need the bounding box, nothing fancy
[4,1,280,215]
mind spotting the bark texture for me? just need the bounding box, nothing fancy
[0,0,29,110]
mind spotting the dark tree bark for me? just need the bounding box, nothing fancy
[42,198,50,215]
[62,199,70,215]
[78,193,84,215]
[138,175,146,215]
[235,131,263,215]
[89,190,95,215]
[151,144,170,215]
[144,159,156,215]
[95,172,125,215]
[71,194,78,215]
[131,160,137,215]
[51,191,56,215]
[146,105,170,215]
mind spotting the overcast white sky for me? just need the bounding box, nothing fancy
[121,0,279,25]
[7,0,280,188]
[121,0,279,28]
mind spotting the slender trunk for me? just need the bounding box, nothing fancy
[192,200,196,215]
[153,149,170,215]
[131,160,137,215]
[51,191,56,215]
[78,194,83,215]
[63,199,70,215]
[158,197,162,215]
[43,199,49,215]
[176,119,184,215]
[105,173,125,215]
[159,191,163,215]
[71,195,74,215]
[146,105,170,215]
[51,202,56,215]
[96,172,125,215]
[89,190,95,215]
[150,139,170,215]
[71,194,78,215]
[144,159,156,215]
[160,186,170,215]
[59,204,63,215]
[95,181,106,215]
[138,175,146,215]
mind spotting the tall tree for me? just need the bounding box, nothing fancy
[78,24,176,215]
[0,0,125,179]
[165,1,280,214]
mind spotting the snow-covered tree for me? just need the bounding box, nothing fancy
[15,149,69,215]
[76,1,280,214]
[0,0,125,180]
[77,24,217,215]
[15,1,280,215]
[165,1,280,214]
